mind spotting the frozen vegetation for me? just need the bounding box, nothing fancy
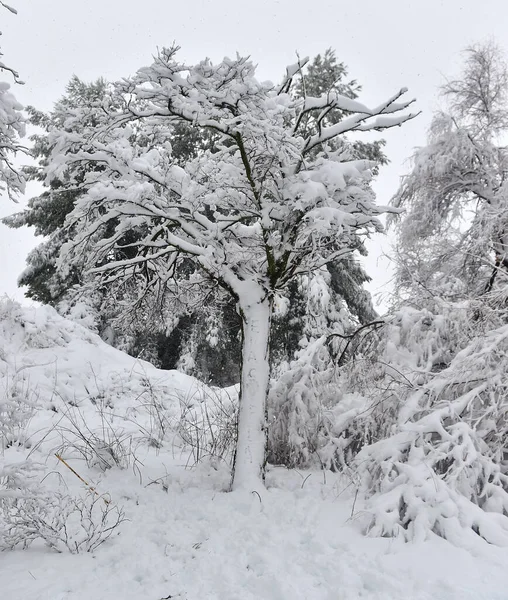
[1,299,508,599]
[1,7,508,596]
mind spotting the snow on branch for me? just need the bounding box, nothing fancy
[0,2,23,85]
[0,2,26,200]
[48,46,416,324]
[356,306,508,548]
[277,56,309,95]
[303,88,419,154]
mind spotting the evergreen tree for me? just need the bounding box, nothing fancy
[5,77,216,350]
[5,78,109,304]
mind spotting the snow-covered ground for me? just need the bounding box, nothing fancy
[1,299,508,600]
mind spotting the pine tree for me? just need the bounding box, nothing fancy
[5,78,109,304]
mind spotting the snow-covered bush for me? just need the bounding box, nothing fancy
[0,461,125,553]
[178,387,238,466]
[267,296,508,547]
[55,405,136,472]
[267,337,337,468]
[356,306,508,547]
[267,318,385,470]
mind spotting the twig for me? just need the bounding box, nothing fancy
[327,320,385,367]
[350,488,359,518]
[55,453,110,504]
[251,490,262,503]
[301,474,312,489]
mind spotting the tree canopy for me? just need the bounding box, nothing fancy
[392,42,508,302]
[7,50,386,384]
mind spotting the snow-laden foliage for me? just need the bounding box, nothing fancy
[5,52,380,389]
[352,302,508,547]
[0,2,25,201]
[392,43,508,299]
[0,461,126,553]
[267,311,384,470]
[268,336,336,468]
[41,46,415,490]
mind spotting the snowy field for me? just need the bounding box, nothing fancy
[1,299,508,600]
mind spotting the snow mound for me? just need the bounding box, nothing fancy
[0,297,205,410]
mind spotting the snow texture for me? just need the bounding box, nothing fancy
[1,299,508,599]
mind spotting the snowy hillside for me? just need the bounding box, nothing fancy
[2,298,508,600]
[0,298,208,411]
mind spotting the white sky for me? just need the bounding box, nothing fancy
[1,0,508,309]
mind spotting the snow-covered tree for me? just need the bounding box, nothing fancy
[0,2,25,200]
[42,47,415,491]
[6,51,381,388]
[354,44,508,546]
[392,42,508,302]
[4,78,112,306]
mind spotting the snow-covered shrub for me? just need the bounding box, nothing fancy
[55,405,135,472]
[0,372,36,450]
[267,319,385,470]
[333,300,494,463]
[0,460,125,553]
[357,312,508,547]
[267,337,337,467]
[267,301,477,472]
[178,387,238,466]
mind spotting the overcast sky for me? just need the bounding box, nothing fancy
[1,0,508,309]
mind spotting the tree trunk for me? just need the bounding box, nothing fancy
[231,292,272,492]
